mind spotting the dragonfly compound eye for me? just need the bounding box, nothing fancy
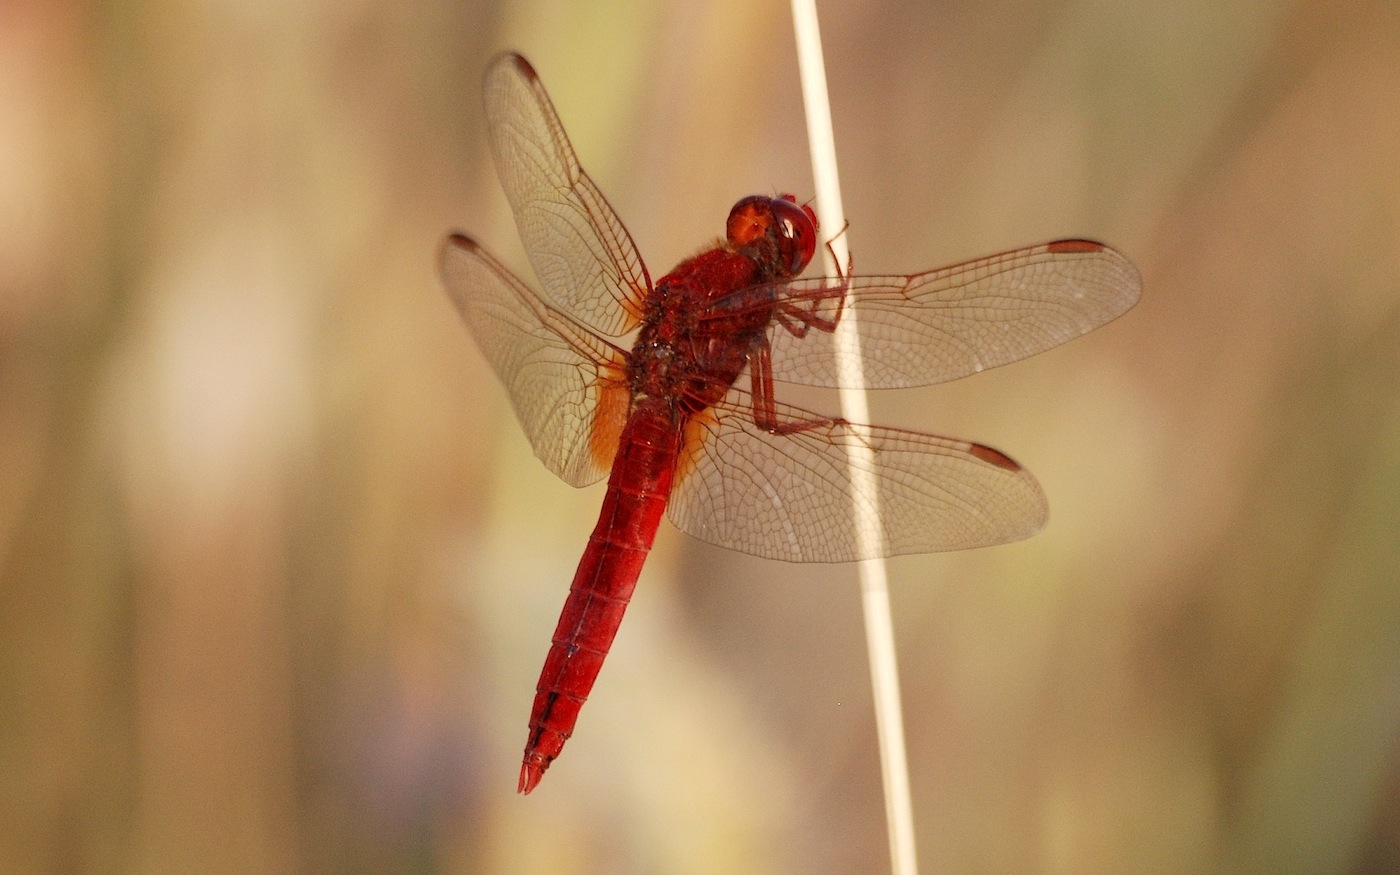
[769,196,818,276]
[727,195,818,277]
[725,196,774,249]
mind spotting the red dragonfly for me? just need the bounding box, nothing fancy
[440,52,1140,794]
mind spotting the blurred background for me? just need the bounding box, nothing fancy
[3,0,1399,872]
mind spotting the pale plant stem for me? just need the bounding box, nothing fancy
[789,4,919,874]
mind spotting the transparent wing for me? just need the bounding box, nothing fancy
[438,233,630,488]
[667,391,1048,563]
[763,239,1141,388]
[483,52,651,338]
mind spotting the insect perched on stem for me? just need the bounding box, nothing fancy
[439,52,1141,793]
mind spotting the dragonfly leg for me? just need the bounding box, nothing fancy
[772,245,852,338]
[747,337,846,436]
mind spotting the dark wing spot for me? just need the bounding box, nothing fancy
[969,443,1023,472]
[1045,239,1105,254]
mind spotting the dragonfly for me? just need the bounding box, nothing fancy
[439,52,1140,794]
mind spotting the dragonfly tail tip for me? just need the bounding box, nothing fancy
[519,761,544,795]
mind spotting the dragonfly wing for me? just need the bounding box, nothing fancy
[483,52,651,339]
[766,239,1141,388]
[439,233,630,488]
[666,392,1048,563]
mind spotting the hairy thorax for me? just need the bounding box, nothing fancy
[627,247,780,416]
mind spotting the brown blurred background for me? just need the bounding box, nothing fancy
[3,1,1399,872]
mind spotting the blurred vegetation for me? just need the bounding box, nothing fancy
[2,1,1398,873]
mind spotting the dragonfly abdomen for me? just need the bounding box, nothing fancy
[519,398,683,793]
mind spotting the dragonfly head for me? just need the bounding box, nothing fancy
[725,194,819,278]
